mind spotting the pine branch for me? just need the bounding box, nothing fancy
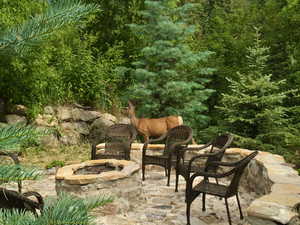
[0,0,99,56]
[37,193,113,225]
[0,209,34,225]
[0,165,41,182]
[0,193,113,224]
[0,124,48,151]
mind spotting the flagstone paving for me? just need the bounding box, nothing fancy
[12,167,255,225]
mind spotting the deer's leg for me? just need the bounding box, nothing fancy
[143,135,149,143]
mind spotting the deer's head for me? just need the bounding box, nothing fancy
[127,101,136,118]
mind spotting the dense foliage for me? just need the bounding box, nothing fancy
[0,0,300,167]
[217,28,298,153]
[123,0,215,130]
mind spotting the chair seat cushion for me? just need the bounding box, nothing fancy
[193,180,228,197]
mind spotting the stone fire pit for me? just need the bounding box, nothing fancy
[55,159,142,212]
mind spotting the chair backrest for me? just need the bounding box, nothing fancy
[105,123,137,141]
[210,134,233,152]
[164,125,193,156]
[226,151,258,197]
[94,124,137,160]
[204,134,234,172]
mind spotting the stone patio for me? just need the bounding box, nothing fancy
[7,146,300,225]
[18,167,254,225]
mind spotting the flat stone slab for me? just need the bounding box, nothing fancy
[96,143,204,151]
[226,148,300,224]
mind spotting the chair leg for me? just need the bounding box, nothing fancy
[142,162,145,181]
[215,178,219,184]
[202,193,206,211]
[167,165,171,186]
[165,167,168,176]
[175,170,179,192]
[225,198,232,225]
[186,199,192,225]
[236,193,244,220]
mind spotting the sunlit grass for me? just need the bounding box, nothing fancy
[20,144,90,169]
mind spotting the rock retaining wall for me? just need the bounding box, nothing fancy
[0,104,130,147]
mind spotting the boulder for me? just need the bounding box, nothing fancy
[6,104,27,116]
[72,108,101,122]
[5,114,27,125]
[61,122,89,135]
[57,106,72,121]
[43,106,55,115]
[40,134,60,149]
[34,114,58,127]
[88,115,116,144]
[118,116,131,124]
[59,129,81,146]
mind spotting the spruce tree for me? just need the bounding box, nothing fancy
[218,27,296,151]
[124,0,215,129]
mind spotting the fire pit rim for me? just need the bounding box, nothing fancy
[55,159,140,185]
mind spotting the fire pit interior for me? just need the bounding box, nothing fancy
[74,163,124,175]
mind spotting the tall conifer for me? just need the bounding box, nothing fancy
[124,0,215,128]
[219,28,296,151]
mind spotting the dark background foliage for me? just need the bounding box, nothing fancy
[1,0,300,168]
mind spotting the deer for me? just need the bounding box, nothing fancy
[127,101,183,142]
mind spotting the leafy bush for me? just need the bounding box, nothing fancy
[45,160,65,169]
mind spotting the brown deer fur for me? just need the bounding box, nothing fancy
[127,101,183,142]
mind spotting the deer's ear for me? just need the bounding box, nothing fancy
[128,100,134,108]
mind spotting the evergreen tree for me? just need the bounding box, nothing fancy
[124,0,215,129]
[218,28,297,152]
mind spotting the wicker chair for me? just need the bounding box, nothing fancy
[0,151,22,193]
[175,134,233,194]
[91,123,137,160]
[142,125,193,186]
[0,188,44,215]
[186,150,258,225]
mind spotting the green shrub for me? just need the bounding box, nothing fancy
[45,160,65,169]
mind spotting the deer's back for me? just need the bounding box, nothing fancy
[138,116,182,137]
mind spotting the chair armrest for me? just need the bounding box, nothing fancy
[182,141,212,152]
[207,160,240,167]
[142,133,168,155]
[149,132,168,143]
[189,167,236,184]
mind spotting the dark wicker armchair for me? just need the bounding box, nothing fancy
[0,151,22,193]
[142,125,193,186]
[91,123,137,160]
[186,150,258,225]
[175,134,233,193]
[0,188,44,215]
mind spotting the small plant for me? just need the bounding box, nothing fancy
[45,160,65,169]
